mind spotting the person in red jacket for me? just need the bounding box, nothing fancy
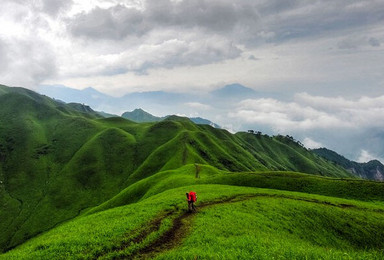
[186,191,197,212]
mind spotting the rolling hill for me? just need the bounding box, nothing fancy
[2,167,384,259]
[2,84,383,259]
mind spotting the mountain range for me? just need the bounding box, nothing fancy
[1,84,384,259]
[37,83,260,117]
[37,84,384,181]
[0,84,352,251]
[313,148,384,181]
[36,84,384,165]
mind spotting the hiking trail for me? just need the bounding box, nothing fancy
[102,193,363,259]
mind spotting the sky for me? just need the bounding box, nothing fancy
[1,0,384,162]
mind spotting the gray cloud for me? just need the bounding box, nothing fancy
[0,0,66,87]
[70,5,145,40]
[67,1,249,73]
[69,0,260,41]
[3,0,383,58]
[0,40,9,72]
[256,0,384,43]
[60,33,241,77]
[41,0,74,16]
[369,37,381,47]
[1,1,383,100]
[337,38,359,49]
[1,0,73,17]
[336,35,383,50]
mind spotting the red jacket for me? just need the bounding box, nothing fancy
[188,191,197,202]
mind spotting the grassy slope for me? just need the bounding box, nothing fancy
[86,164,384,216]
[0,85,356,253]
[0,90,105,251]
[2,172,384,259]
[160,189,384,260]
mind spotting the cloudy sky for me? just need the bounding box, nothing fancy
[1,0,384,161]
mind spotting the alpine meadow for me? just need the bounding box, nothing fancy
[1,84,384,259]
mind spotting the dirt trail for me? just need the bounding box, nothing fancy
[107,193,361,259]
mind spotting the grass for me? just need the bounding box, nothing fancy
[85,164,384,215]
[158,192,384,260]
[2,185,384,259]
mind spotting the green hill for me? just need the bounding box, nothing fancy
[122,108,161,123]
[1,167,384,259]
[1,84,379,259]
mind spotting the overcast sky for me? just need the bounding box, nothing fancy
[1,0,384,161]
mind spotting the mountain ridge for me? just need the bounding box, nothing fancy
[122,108,221,128]
[210,83,257,98]
[312,148,384,181]
[36,83,258,117]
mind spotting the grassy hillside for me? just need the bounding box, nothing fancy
[0,85,364,257]
[85,164,384,216]
[2,174,384,259]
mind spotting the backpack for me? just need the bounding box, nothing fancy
[189,191,197,202]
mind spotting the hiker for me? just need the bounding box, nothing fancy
[186,191,197,212]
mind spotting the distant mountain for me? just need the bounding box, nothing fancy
[37,83,261,117]
[122,108,160,123]
[210,83,257,99]
[37,85,189,114]
[38,85,111,105]
[189,117,220,128]
[312,148,384,181]
[121,108,221,128]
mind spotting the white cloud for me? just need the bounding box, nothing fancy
[228,97,352,132]
[229,93,384,133]
[295,93,384,128]
[186,102,211,110]
[357,149,384,163]
[302,137,323,149]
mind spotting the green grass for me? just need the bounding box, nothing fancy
[2,185,384,259]
[85,164,384,215]
[158,191,384,260]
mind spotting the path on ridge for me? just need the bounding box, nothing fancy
[100,193,361,259]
